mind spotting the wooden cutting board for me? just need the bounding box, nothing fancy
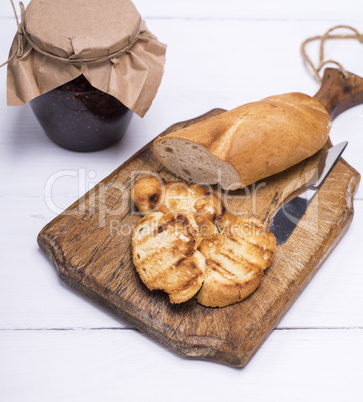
[38,69,362,366]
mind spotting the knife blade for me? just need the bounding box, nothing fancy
[269,141,348,245]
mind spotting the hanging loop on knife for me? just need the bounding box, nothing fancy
[301,25,363,83]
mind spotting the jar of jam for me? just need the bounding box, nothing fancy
[5,0,166,152]
[30,75,133,152]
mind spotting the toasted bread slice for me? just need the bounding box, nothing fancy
[132,212,206,304]
[132,176,224,237]
[194,215,219,239]
[197,217,276,307]
[132,178,276,307]
[131,176,166,215]
[218,214,276,270]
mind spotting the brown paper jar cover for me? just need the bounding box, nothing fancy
[6,0,167,117]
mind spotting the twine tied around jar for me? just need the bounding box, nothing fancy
[301,25,363,82]
[0,0,142,68]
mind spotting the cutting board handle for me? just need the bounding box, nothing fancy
[314,68,363,120]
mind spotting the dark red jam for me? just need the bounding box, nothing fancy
[30,75,133,152]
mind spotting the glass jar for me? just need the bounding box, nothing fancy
[30,75,133,152]
[6,0,166,152]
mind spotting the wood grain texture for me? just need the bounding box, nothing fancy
[314,68,363,119]
[37,70,361,366]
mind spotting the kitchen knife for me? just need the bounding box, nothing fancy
[269,141,348,245]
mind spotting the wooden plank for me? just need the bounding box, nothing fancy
[1,19,363,198]
[2,0,363,20]
[1,328,362,401]
[1,3,363,399]
[37,105,360,365]
[1,197,363,330]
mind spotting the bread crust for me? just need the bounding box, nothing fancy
[154,93,331,188]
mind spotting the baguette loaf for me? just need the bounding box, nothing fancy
[154,93,331,190]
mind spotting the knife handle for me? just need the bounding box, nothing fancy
[313,68,363,120]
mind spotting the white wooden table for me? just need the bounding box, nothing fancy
[1,1,363,401]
